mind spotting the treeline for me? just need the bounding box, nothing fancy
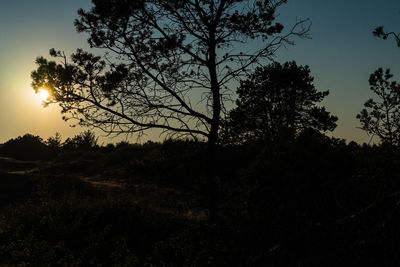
[0,131,99,161]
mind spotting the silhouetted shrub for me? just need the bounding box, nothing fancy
[0,134,52,160]
[62,130,98,151]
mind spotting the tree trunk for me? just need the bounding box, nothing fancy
[207,29,221,223]
[207,129,218,223]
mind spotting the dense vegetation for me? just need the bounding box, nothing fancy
[2,0,399,265]
[1,131,400,266]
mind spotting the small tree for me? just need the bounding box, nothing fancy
[63,130,99,151]
[357,68,400,145]
[221,61,337,143]
[46,132,62,152]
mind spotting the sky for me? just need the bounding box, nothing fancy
[0,0,399,144]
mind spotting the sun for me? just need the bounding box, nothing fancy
[36,88,50,101]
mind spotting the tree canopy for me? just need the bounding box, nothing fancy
[221,61,337,143]
[357,68,400,145]
[357,25,400,145]
[31,0,309,146]
[0,134,51,160]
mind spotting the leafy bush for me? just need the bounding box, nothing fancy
[0,134,52,160]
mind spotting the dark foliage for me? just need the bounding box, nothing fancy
[357,68,400,145]
[0,134,53,160]
[2,135,400,265]
[3,4,399,266]
[62,130,99,151]
[373,26,400,47]
[46,132,62,155]
[31,0,309,148]
[0,131,100,161]
[221,61,337,144]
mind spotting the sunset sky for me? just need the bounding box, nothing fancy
[0,0,399,144]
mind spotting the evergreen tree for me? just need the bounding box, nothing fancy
[222,61,337,144]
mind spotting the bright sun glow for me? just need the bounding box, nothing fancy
[37,88,50,101]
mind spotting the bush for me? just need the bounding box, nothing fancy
[0,134,53,160]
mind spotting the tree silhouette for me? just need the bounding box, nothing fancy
[0,134,51,160]
[31,0,309,220]
[31,0,309,150]
[357,68,400,146]
[373,26,400,47]
[221,61,337,143]
[63,130,99,151]
[46,132,62,153]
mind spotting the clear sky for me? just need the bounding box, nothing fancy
[0,0,399,144]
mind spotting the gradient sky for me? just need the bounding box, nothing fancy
[0,0,399,144]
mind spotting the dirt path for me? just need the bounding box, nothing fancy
[81,176,126,191]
